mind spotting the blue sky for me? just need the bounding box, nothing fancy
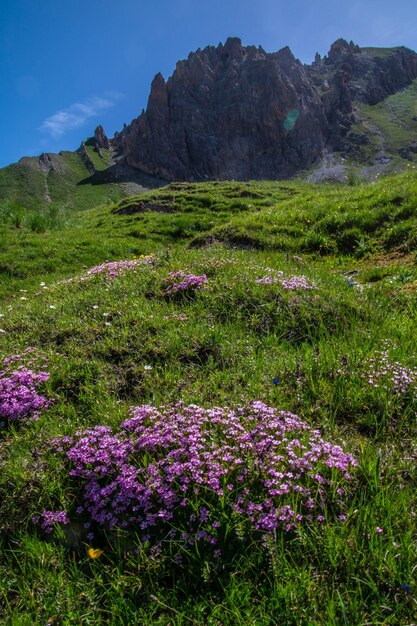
[1,0,416,167]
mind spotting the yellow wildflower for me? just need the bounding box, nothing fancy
[88,548,103,559]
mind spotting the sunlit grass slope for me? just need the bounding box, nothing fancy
[1,172,417,624]
[0,149,125,213]
[351,77,417,164]
[1,171,417,299]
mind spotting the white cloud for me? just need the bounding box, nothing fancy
[40,94,122,138]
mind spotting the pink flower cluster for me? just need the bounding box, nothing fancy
[255,273,283,285]
[87,258,152,280]
[58,257,154,285]
[256,274,315,290]
[0,350,51,425]
[32,510,70,533]
[280,275,315,290]
[366,351,417,395]
[51,402,355,549]
[164,271,208,295]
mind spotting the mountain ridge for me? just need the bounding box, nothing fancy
[1,37,417,209]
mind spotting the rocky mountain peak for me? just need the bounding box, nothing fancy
[327,38,360,63]
[318,41,417,106]
[93,125,110,150]
[6,37,417,192]
[222,36,244,59]
[148,73,168,106]
[119,38,329,180]
[112,38,417,181]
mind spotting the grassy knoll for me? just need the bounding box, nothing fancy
[1,173,417,624]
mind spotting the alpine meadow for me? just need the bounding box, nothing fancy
[1,31,417,626]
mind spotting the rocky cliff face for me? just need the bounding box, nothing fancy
[320,39,417,105]
[116,38,329,180]
[112,37,417,181]
[310,39,417,144]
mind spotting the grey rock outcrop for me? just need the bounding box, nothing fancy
[118,37,330,180]
[78,141,95,173]
[310,40,417,145]
[93,125,110,150]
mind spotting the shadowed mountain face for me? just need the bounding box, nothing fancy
[115,38,329,180]
[113,37,417,181]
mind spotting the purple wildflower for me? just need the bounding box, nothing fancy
[0,352,51,424]
[164,271,208,295]
[58,256,155,284]
[51,402,355,553]
[256,274,315,290]
[365,350,417,397]
[280,275,315,290]
[87,259,142,280]
[33,510,69,534]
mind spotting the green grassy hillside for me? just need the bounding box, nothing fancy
[0,149,126,214]
[350,78,417,166]
[1,173,417,624]
[1,172,417,299]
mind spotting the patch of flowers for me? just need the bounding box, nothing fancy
[280,275,315,290]
[48,402,355,557]
[255,271,283,285]
[365,350,417,396]
[58,255,155,285]
[256,273,315,290]
[0,349,51,426]
[32,510,69,534]
[164,271,208,295]
[86,256,155,280]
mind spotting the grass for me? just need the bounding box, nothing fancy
[0,150,126,214]
[350,78,417,164]
[2,171,417,299]
[82,145,111,172]
[362,79,417,150]
[361,46,403,59]
[1,173,417,624]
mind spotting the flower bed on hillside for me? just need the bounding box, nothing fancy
[45,402,356,559]
[0,349,51,426]
[86,256,154,280]
[58,256,155,285]
[256,273,315,290]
